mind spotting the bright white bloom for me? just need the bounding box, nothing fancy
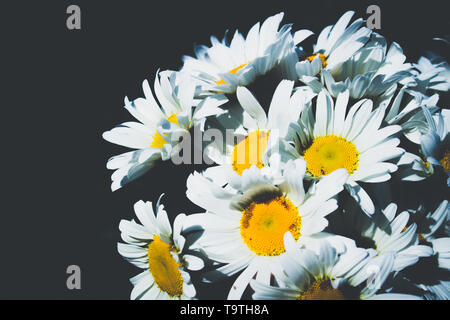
[181,13,312,95]
[410,200,450,242]
[398,108,450,184]
[419,236,450,299]
[407,56,450,95]
[301,32,412,111]
[322,35,411,106]
[204,80,315,179]
[251,236,420,300]
[102,70,227,191]
[296,11,371,81]
[334,202,434,272]
[118,196,204,300]
[408,200,450,299]
[275,89,404,214]
[393,202,450,300]
[385,87,440,144]
[184,160,349,299]
[420,108,450,181]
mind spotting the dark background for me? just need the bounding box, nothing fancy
[0,0,448,299]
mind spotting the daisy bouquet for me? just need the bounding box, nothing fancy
[103,11,450,300]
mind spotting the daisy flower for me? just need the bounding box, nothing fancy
[251,236,420,300]
[318,33,412,109]
[419,108,450,183]
[184,159,349,299]
[102,70,227,191]
[385,86,439,145]
[409,200,450,243]
[332,202,434,272]
[204,80,315,179]
[117,195,204,300]
[181,13,313,95]
[295,11,371,81]
[417,236,450,300]
[394,201,450,300]
[411,200,450,278]
[276,88,404,215]
[407,55,450,96]
[398,108,450,184]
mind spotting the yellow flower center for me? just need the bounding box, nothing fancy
[147,235,183,297]
[150,113,179,149]
[167,113,180,126]
[298,278,346,300]
[231,130,270,176]
[217,63,247,85]
[305,53,328,68]
[303,135,359,178]
[240,196,301,256]
[440,150,450,172]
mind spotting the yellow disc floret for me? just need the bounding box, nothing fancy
[240,195,301,256]
[147,235,183,297]
[440,150,450,172]
[305,53,328,68]
[217,63,247,85]
[231,130,270,176]
[298,278,346,300]
[303,135,359,177]
[150,113,179,149]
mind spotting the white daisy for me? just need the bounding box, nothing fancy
[385,87,439,145]
[275,88,404,215]
[334,202,434,272]
[102,70,227,191]
[318,33,412,109]
[184,159,349,299]
[181,13,313,95]
[204,80,315,179]
[394,201,450,300]
[251,236,420,300]
[410,200,450,243]
[407,55,450,96]
[418,237,450,299]
[295,11,371,81]
[420,108,450,181]
[118,195,204,300]
[398,108,450,184]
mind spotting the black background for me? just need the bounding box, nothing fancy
[1,0,449,299]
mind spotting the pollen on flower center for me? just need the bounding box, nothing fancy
[305,53,328,68]
[303,135,359,177]
[298,278,346,300]
[440,150,450,172]
[217,63,247,85]
[167,113,180,126]
[240,195,301,256]
[150,113,179,149]
[147,235,183,297]
[231,130,270,175]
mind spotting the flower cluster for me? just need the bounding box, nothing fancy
[103,11,450,300]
